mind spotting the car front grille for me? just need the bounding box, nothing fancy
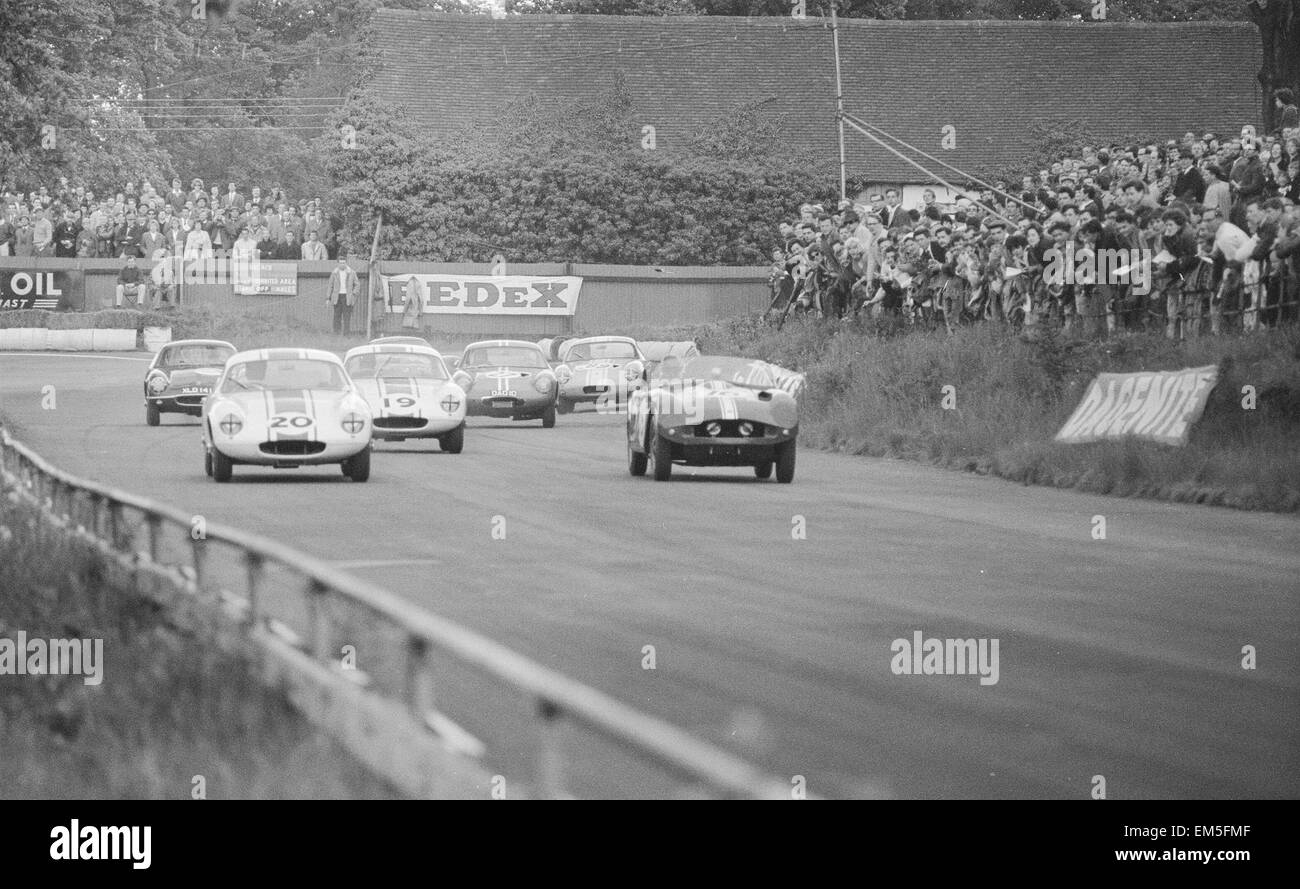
[690,420,765,438]
[374,417,427,429]
[259,441,327,456]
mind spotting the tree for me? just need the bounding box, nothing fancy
[1249,0,1300,131]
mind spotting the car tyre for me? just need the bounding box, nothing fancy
[775,439,796,484]
[441,423,465,454]
[628,430,648,476]
[541,405,556,428]
[204,448,213,477]
[146,403,160,426]
[346,447,371,482]
[754,461,773,479]
[556,399,573,415]
[651,422,672,481]
[211,446,233,483]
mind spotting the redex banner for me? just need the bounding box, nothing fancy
[1055,365,1219,447]
[0,269,82,310]
[380,274,581,316]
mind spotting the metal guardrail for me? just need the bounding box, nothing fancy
[0,426,794,800]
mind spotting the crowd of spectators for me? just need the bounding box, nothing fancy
[770,91,1300,339]
[0,176,341,267]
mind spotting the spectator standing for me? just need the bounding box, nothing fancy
[183,221,213,262]
[1172,152,1207,205]
[402,275,425,330]
[1229,139,1266,227]
[140,220,166,260]
[115,256,145,307]
[300,230,327,261]
[32,209,53,256]
[266,203,285,242]
[275,230,300,260]
[12,213,33,256]
[1275,88,1300,133]
[1202,164,1232,220]
[221,182,245,213]
[326,255,360,334]
[255,225,277,260]
[52,210,79,258]
[75,219,97,257]
[284,206,305,242]
[150,246,176,308]
[0,212,13,256]
[167,179,187,213]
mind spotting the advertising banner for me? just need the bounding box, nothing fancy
[1055,365,1219,447]
[379,274,581,316]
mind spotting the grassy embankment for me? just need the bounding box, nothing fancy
[0,478,402,799]
[611,316,1300,513]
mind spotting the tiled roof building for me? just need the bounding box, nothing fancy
[368,10,1261,184]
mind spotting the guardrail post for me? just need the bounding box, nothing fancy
[86,491,101,541]
[145,513,162,563]
[536,699,566,800]
[190,534,208,599]
[405,636,435,720]
[307,580,331,661]
[107,500,123,551]
[244,552,264,631]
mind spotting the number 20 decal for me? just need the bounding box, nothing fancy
[270,414,313,428]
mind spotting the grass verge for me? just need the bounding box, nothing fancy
[0,484,403,799]
[603,316,1300,513]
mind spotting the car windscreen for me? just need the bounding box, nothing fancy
[677,357,776,389]
[221,359,348,392]
[563,341,637,362]
[161,344,234,368]
[461,347,546,369]
[346,353,447,380]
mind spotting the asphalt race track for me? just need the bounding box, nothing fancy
[2,352,1297,799]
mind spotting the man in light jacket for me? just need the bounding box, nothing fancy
[326,254,360,334]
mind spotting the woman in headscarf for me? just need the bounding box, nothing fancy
[402,275,425,330]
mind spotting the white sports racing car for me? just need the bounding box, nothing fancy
[201,348,374,482]
[344,343,466,452]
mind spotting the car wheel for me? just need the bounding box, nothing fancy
[441,423,465,454]
[541,405,556,428]
[211,446,233,483]
[628,430,648,476]
[754,461,773,479]
[556,399,573,415]
[775,439,796,484]
[651,422,672,481]
[146,403,160,426]
[204,448,213,477]
[346,446,371,482]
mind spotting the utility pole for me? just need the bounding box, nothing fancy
[831,1,847,202]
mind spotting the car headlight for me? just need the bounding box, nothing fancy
[556,364,572,382]
[218,413,243,437]
[147,372,168,394]
[739,421,754,437]
[623,365,641,382]
[534,373,554,394]
[452,370,472,389]
[341,412,367,434]
[705,421,722,437]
